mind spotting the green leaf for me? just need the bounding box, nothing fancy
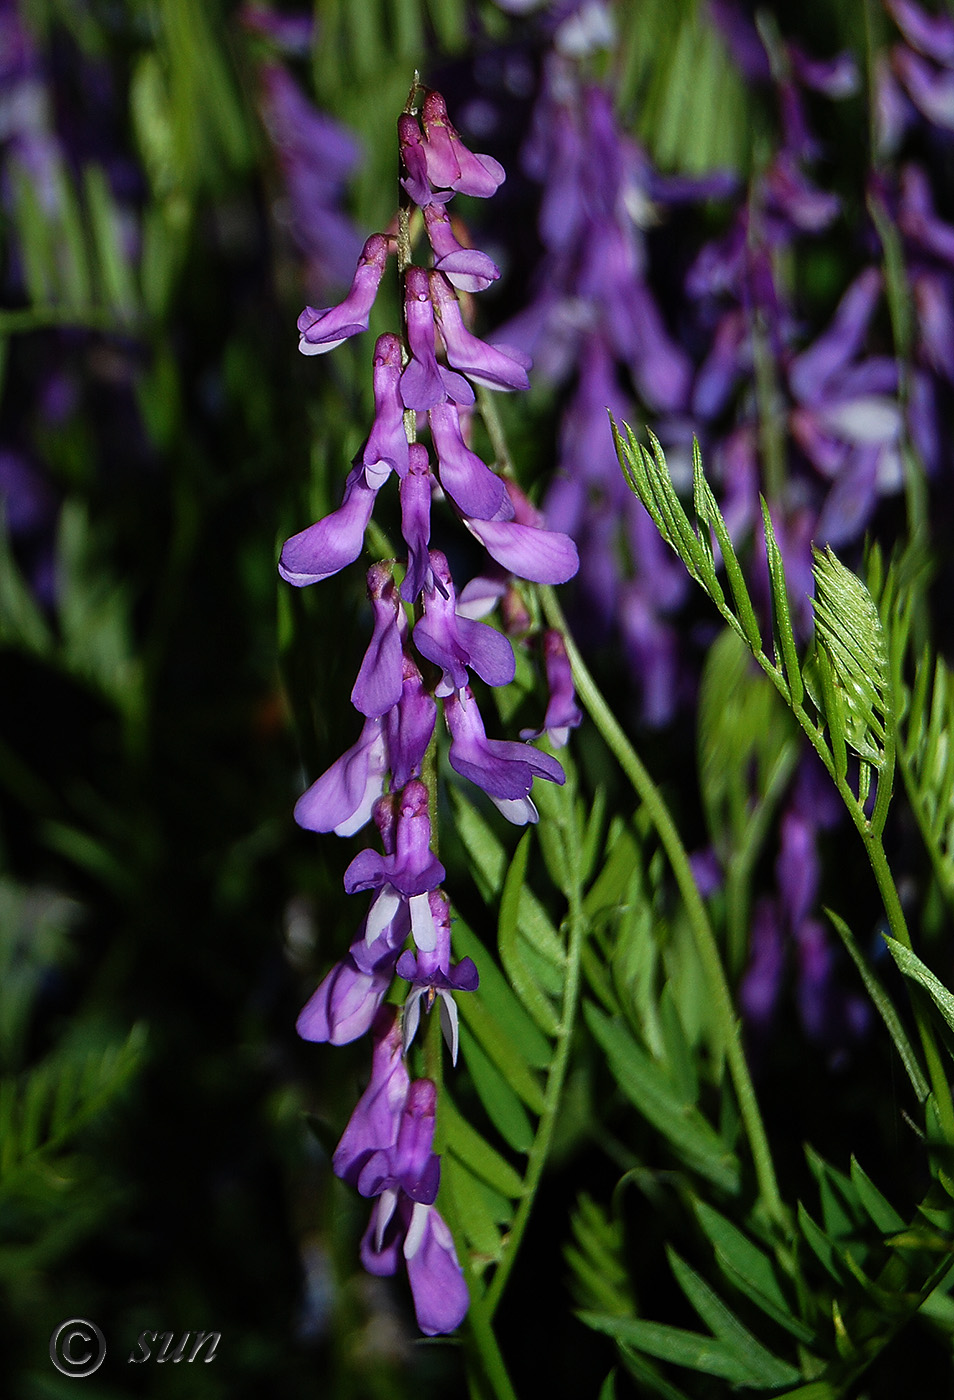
[667,1249,802,1387]
[452,916,552,1075]
[442,1155,508,1263]
[584,1003,739,1192]
[693,456,761,653]
[849,1157,905,1234]
[0,517,53,655]
[827,909,928,1101]
[883,937,954,1039]
[499,834,561,1037]
[579,1312,780,1386]
[441,1092,524,1200]
[797,1202,848,1284]
[458,1027,535,1155]
[761,496,803,705]
[812,545,889,767]
[618,1345,693,1400]
[0,1025,146,1184]
[693,1200,815,1344]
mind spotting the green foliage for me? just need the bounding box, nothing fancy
[613,421,898,836]
[441,757,586,1314]
[899,652,954,911]
[0,1023,145,1186]
[569,1145,954,1396]
[615,0,755,172]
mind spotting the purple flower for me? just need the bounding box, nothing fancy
[333,1007,409,1185]
[444,686,565,825]
[294,714,388,837]
[429,273,531,393]
[520,629,582,748]
[788,268,883,405]
[428,401,509,520]
[397,891,479,1064]
[298,233,391,354]
[357,1077,441,1208]
[892,46,954,130]
[421,88,505,197]
[887,0,954,63]
[296,903,409,1045]
[739,898,787,1030]
[279,464,378,586]
[356,1073,468,1335]
[423,203,500,293]
[363,334,410,487]
[398,112,452,208]
[351,564,406,717]
[413,549,516,696]
[463,511,579,584]
[386,652,437,789]
[257,63,363,292]
[399,443,435,602]
[400,267,474,411]
[345,782,445,949]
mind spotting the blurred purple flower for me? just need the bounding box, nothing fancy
[520,629,582,747]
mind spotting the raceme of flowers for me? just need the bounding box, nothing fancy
[280,86,580,1335]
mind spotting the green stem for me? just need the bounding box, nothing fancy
[753,656,954,1141]
[480,769,586,1320]
[540,587,787,1232]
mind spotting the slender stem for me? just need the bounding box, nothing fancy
[540,587,787,1231]
[480,767,586,1319]
[756,656,954,1141]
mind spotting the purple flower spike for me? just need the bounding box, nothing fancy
[333,1007,409,1186]
[397,891,478,1064]
[423,204,500,293]
[296,908,406,1046]
[421,89,505,197]
[400,443,435,602]
[403,1202,470,1336]
[399,113,452,208]
[445,686,565,826]
[298,233,391,354]
[428,401,509,520]
[430,273,531,392]
[352,564,406,717]
[386,652,438,789]
[413,549,516,696]
[363,334,410,487]
[401,267,450,411]
[279,465,378,587]
[520,630,582,748]
[294,714,388,837]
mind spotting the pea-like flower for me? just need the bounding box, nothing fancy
[397,890,478,1064]
[445,686,565,825]
[279,464,379,587]
[298,233,391,354]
